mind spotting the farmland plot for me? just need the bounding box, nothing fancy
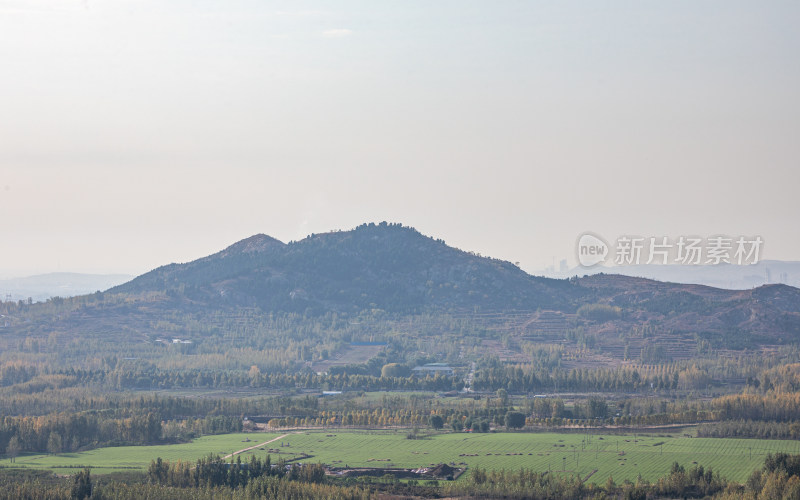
[11,430,800,484]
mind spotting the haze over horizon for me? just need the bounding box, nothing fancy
[2,1,798,278]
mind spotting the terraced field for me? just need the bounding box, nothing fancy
[10,430,800,484]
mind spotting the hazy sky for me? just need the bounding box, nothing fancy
[1,1,798,277]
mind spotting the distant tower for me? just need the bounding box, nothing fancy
[765,268,772,284]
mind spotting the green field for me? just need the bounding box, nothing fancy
[9,430,800,484]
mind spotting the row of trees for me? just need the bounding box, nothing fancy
[0,469,370,500]
[471,362,721,393]
[148,454,326,489]
[0,411,243,457]
[698,420,800,440]
[0,412,160,456]
[713,392,800,422]
[52,366,463,392]
[443,461,726,499]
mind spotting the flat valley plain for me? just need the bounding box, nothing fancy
[10,430,800,484]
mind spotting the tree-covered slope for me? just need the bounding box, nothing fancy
[112,222,585,314]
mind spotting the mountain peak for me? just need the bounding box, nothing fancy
[217,234,285,257]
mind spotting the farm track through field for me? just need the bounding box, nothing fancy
[223,433,294,460]
[582,469,598,482]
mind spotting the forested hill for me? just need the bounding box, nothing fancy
[2,223,800,349]
[111,222,585,314]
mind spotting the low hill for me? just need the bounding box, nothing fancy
[574,274,800,350]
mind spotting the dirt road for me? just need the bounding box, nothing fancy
[222,433,293,460]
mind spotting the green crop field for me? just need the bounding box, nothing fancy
[8,430,800,484]
[8,433,285,474]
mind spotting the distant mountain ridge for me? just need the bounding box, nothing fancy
[540,260,800,290]
[0,272,134,303]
